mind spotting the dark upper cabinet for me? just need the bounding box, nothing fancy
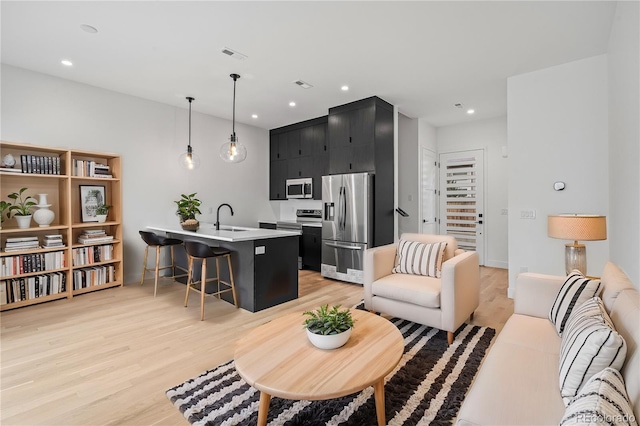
[269,116,328,200]
[269,159,288,200]
[270,133,288,161]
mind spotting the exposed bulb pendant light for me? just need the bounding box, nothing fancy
[179,96,201,170]
[220,73,247,163]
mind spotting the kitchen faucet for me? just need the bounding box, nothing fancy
[215,203,234,230]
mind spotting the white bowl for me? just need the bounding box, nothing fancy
[306,328,352,350]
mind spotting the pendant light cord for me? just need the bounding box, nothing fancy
[232,76,237,136]
[187,96,194,149]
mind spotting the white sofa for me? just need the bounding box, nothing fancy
[364,233,479,345]
[457,262,639,425]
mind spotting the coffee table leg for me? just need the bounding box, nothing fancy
[374,379,386,426]
[257,391,271,426]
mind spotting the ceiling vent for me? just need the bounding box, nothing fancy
[294,80,313,89]
[454,103,464,109]
[222,47,247,61]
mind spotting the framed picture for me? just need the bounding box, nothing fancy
[80,185,106,222]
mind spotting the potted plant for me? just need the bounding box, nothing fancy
[0,200,10,229]
[303,304,355,350]
[7,187,37,229]
[174,193,201,231]
[96,204,111,223]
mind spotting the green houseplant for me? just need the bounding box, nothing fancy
[96,204,110,222]
[303,304,355,349]
[0,200,10,228]
[7,187,37,229]
[174,192,201,231]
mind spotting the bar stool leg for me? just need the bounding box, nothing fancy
[215,257,221,299]
[184,255,194,307]
[154,246,161,297]
[227,254,238,308]
[200,259,207,321]
[140,244,149,285]
[170,245,176,279]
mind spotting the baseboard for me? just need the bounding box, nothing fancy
[484,260,508,269]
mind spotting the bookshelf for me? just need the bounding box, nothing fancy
[0,141,123,310]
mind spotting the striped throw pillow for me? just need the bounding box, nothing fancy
[559,297,627,405]
[392,240,447,278]
[560,367,638,426]
[549,270,602,336]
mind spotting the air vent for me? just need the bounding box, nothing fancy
[454,103,464,109]
[294,80,313,89]
[221,47,247,61]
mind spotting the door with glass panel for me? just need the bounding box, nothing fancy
[439,149,485,265]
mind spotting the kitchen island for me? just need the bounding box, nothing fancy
[147,225,300,312]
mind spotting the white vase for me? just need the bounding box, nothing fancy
[15,215,32,229]
[96,214,107,223]
[306,328,352,350]
[33,193,55,227]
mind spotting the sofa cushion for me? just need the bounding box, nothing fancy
[456,313,566,426]
[559,297,627,405]
[560,367,638,426]
[601,261,635,313]
[392,239,447,278]
[372,273,440,308]
[549,270,602,336]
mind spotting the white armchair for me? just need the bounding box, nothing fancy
[363,233,480,344]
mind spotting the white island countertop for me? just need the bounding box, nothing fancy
[147,224,300,243]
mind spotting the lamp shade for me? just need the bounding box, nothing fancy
[548,214,607,241]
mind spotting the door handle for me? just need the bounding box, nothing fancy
[475,220,483,224]
[325,242,363,250]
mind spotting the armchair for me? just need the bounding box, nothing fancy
[363,233,480,344]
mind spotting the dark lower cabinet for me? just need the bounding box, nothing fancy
[301,226,321,272]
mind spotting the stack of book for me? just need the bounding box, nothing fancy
[73,160,113,178]
[43,234,65,248]
[4,236,39,252]
[20,155,61,175]
[77,230,113,244]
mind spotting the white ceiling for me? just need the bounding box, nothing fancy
[1,1,617,130]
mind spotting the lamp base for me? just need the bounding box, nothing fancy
[565,243,586,275]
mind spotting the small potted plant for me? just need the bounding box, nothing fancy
[174,192,201,231]
[303,304,355,350]
[0,200,10,229]
[7,187,37,229]
[96,204,111,223]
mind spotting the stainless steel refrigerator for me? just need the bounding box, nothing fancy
[321,172,373,284]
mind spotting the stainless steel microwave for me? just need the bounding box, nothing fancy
[286,178,313,199]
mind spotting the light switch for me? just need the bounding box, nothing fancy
[255,246,266,255]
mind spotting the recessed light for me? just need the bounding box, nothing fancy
[61,60,73,66]
[341,85,349,91]
[467,109,475,115]
[80,24,98,34]
[289,102,296,107]
[251,114,258,119]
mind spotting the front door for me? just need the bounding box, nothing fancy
[439,149,485,265]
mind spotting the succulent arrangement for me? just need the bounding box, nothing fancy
[96,204,111,215]
[303,304,354,335]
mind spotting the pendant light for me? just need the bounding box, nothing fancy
[220,73,247,163]
[179,96,201,170]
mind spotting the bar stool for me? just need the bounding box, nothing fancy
[183,240,238,321]
[139,231,187,296]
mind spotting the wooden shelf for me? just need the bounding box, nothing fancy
[0,140,123,311]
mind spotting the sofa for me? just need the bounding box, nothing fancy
[364,233,479,345]
[457,262,639,425]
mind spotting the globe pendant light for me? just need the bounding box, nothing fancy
[179,96,201,170]
[220,73,247,163]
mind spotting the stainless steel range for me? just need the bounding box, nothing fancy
[276,209,322,269]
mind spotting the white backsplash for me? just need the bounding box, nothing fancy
[277,199,322,221]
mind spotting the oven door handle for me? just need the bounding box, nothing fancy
[324,242,363,250]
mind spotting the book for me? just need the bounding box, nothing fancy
[0,167,22,173]
[78,236,113,244]
[6,236,38,243]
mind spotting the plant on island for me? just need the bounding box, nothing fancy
[303,304,354,335]
[174,192,202,228]
[7,187,37,217]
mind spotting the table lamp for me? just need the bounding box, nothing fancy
[548,214,607,275]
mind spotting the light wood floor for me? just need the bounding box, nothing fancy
[0,267,511,425]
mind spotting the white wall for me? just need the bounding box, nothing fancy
[608,1,640,287]
[398,113,420,234]
[437,116,509,269]
[418,119,437,152]
[1,65,276,284]
[507,55,609,296]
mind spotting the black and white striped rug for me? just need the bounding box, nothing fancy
[166,316,495,426]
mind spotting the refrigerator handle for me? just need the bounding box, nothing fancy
[339,186,347,230]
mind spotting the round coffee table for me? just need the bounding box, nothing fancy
[234,309,404,426]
